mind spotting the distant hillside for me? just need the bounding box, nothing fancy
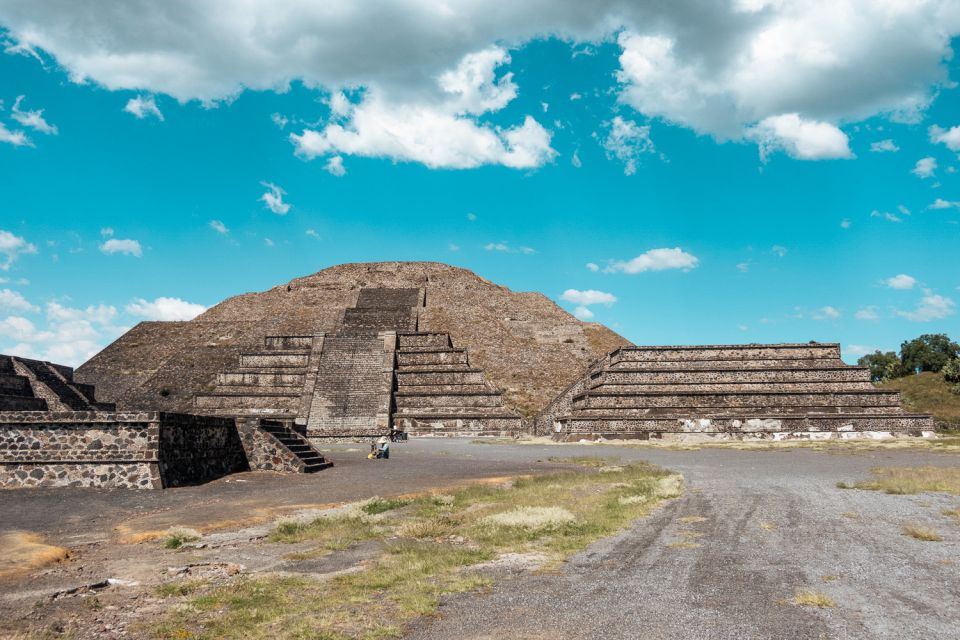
[878,372,960,429]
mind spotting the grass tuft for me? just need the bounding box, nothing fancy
[161,528,200,550]
[837,467,960,495]
[903,524,943,541]
[792,590,835,608]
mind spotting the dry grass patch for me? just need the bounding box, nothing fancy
[903,524,943,541]
[759,521,777,531]
[942,508,960,524]
[792,590,835,608]
[152,458,680,640]
[678,515,708,524]
[667,540,701,549]
[838,466,960,495]
[0,532,69,578]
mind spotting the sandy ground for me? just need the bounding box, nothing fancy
[1,439,958,639]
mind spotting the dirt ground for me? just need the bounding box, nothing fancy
[2,439,958,639]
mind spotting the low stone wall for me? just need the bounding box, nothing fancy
[237,419,304,472]
[0,411,247,489]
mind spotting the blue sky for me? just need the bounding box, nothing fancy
[0,2,958,366]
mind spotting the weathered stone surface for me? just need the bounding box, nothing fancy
[76,262,629,418]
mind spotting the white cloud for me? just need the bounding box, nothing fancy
[0,229,38,270]
[0,121,31,147]
[99,238,142,257]
[271,112,288,129]
[571,149,582,168]
[813,305,841,320]
[573,305,593,320]
[305,229,321,240]
[0,288,37,313]
[466,212,477,221]
[324,155,346,177]
[604,247,699,274]
[912,156,937,179]
[871,210,901,223]
[447,242,459,252]
[560,289,617,305]
[11,95,57,134]
[898,204,911,216]
[100,227,114,237]
[929,124,960,151]
[585,262,599,272]
[845,344,876,357]
[483,241,534,254]
[0,301,126,366]
[896,289,956,322]
[747,113,852,161]
[870,139,899,153]
[855,306,879,321]
[209,220,228,234]
[929,198,960,209]
[771,245,788,257]
[125,296,206,321]
[736,262,750,273]
[883,274,916,289]
[602,116,654,175]
[840,218,852,229]
[259,181,290,215]
[123,95,163,120]
[264,238,275,247]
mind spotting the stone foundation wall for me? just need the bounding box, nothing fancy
[237,419,304,472]
[0,411,247,489]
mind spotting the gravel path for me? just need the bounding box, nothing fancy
[406,442,960,640]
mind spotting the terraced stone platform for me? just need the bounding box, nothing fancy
[0,354,115,412]
[538,343,934,440]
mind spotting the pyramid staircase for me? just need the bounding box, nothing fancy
[195,287,521,439]
[543,343,934,440]
[258,421,333,472]
[392,332,522,436]
[0,354,115,412]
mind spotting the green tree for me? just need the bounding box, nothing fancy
[943,358,960,384]
[899,334,960,373]
[857,351,903,381]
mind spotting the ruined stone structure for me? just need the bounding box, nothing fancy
[538,343,935,440]
[78,262,626,432]
[193,286,522,438]
[1,354,115,412]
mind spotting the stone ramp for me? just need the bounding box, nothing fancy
[392,332,522,436]
[306,335,387,437]
[0,354,114,412]
[541,343,934,439]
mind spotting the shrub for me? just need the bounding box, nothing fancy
[857,351,903,381]
[942,358,960,384]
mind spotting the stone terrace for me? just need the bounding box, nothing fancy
[539,343,934,440]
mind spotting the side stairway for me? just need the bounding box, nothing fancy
[545,343,934,440]
[0,354,115,411]
[392,332,522,436]
[257,421,333,472]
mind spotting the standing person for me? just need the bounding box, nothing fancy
[377,435,390,459]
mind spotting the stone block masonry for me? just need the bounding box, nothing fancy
[0,412,248,489]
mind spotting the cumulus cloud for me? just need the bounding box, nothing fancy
[209,220,228,234]
[604,248,699,274]
[585,262,599,272]
[845,344,876,357]
[929,124,960,151]
[324,155,346,176]
[560,289,617,305]
[813,306,841,320]
[0,288,37,313]
[125,296,206,321]
[306,229,321,240]
[0,301,125,366]
[747,114,852,161]
[483,241,535,254]
[10,95,57,134]
[123,95,163,120]
[99,238,142,257]
[883,274,916,289]
[0,229,38,270]
[0,121,31,147]
[912,156,937,179]
[871,209,901,223]
[602,116,654,175]
[855,306,879,321]
[896,290,956,322]
[259,181,290,215]
[929,198,959,209]
[870,139,899,153]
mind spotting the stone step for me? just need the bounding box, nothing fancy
[396,369,485,385]
[195,392,301,411]
[395,363,481,373]
[0,373,33,397]
[608,358,846,371]
[554,413,935,435]
[589,381,878,394]
[397,349,468,367]
[570,405,904,417]
[612,344,841,363]
[17,357,94,410]
[394,392,505,409]
[264,336,315,350]
[394,415,523,435]
[393,406,519,418]
[341,307,416,334]
[397,332,451,348]
[309,335,384,430]
[396,383,494,394]
[211,385,304,395]
[355,287,421,308]
[0,356,15,375]
[0,394,48,411]
[239,352,310,368]
[573,390,902,409]
[217,371,306,386]
[591,367,872,385]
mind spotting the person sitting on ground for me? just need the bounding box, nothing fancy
[368,441,377,460]
[377,435,390,459]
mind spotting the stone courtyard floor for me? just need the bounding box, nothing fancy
[1,438,958,639]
